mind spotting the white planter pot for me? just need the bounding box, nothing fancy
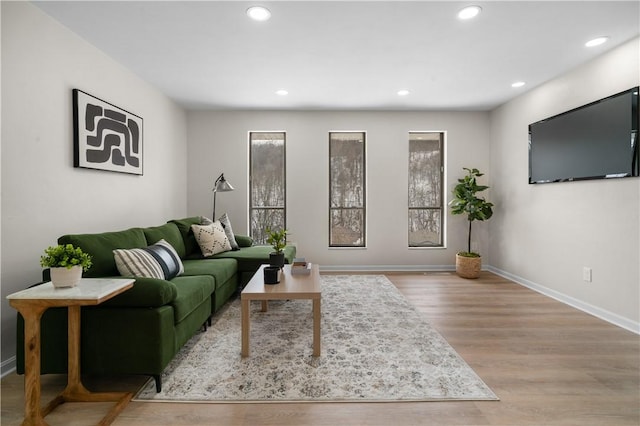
[50,265,83,288]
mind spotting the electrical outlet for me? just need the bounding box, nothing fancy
[583,267,592,282]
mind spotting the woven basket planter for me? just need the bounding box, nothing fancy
[455,254,481,279]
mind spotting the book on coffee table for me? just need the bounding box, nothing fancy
[291,258,312,275]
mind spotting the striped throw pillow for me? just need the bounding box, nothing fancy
[113,239,184,280]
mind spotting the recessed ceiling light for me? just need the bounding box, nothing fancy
[247,6,271,21]
[458,5,482,20]
[511,81,526,88]
[275,89,288,96]
[585,36,609,47]
[397,89,410,96]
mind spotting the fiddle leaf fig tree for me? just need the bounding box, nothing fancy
[449,167,494,257]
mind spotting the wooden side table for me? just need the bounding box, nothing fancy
[7,278,135,426]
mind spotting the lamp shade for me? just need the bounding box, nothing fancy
[213,174,234,192]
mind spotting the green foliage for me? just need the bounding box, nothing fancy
[265,227,288,254]
[449,167,494,255]
[40,244,92,271]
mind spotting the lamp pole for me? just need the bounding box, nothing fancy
[212,173,234,219]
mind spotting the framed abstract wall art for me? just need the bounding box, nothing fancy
[73,89,143,175]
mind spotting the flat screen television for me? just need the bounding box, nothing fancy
[528,87,639,184]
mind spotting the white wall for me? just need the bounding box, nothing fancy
[489,37,640,331]
[187,110,491,269]
[4,2,634,378]
[0,2,188,372]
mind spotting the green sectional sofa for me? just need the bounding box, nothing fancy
[16,216,295,392]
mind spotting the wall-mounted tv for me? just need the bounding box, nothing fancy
[528,87,639,184]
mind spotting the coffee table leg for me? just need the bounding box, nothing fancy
[313,298,321,357]
[241,298,249,357]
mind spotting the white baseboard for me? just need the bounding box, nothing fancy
[320,265,456,272]
[1,356,16,378]
[486,265,640,335]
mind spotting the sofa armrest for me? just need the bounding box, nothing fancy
[101,277,178,308]
[234,235,253,248]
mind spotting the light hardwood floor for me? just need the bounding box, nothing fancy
[2,272,638,425]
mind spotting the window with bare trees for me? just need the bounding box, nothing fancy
[329,132,366,247]
[249,132,286,244]
[408,132,444,247]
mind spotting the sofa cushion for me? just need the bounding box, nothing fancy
[234,235,253,248]
[169,217,203,258]
[59,228,147,278]
[143,223,186,259]
[170,275,215,324]
[182,258,237,290]
[210,245,296,272]
[192,221,232,256]
[101,277,178,308]
[114,240,184,280]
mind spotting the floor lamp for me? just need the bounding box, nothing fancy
[212,173,234,219]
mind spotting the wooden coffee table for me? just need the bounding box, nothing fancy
[241,264,321,357]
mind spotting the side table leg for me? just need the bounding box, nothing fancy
[53,305,133,426]
[313,298,321,357]
[241,298,250,357]
[62,305,91,397]
[14,304,48,426]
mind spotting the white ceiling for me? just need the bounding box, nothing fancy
[34,1,640,111]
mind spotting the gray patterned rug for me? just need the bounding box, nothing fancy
[134,275,498,402]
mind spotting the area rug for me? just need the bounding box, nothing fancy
[134,275,498,403]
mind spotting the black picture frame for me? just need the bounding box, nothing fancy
[73,89,143,175]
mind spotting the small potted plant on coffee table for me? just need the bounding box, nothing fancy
[40,244,92,288]
[266,227,288,269]
[449,167,494,279]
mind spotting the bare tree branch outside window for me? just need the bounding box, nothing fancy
[249,132,286,244]
[329,132,366,247]
[408,132,444,247]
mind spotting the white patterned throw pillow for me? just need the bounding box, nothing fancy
[191,221,232,257]
[199,214,238,249]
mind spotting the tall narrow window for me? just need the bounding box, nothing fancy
[408,132,444,247]
[249,132,286,244]
[329,132,366,247]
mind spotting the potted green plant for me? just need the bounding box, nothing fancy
[449,167,494,279]
[266,227,288,269]
[40,244,92,288]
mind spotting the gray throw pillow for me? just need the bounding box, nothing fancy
[217,213,239,250]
